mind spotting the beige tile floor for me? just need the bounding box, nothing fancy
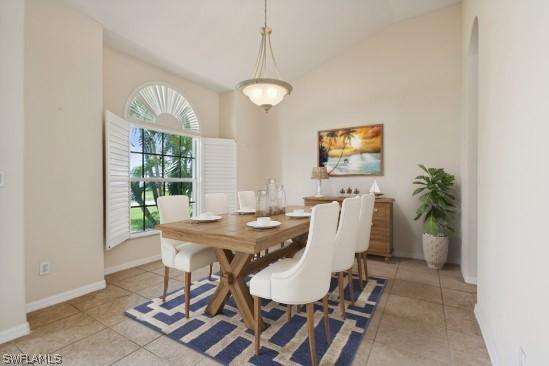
[1,257,491,366]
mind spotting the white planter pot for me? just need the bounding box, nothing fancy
[422,233,448,269]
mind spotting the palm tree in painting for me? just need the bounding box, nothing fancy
[326,130,338,150]
[328,128,357,174]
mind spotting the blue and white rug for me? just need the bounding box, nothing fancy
[125,272,387,366]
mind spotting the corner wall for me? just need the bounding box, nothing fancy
[0,0,29,342]
[463,1,549,364]
[219,91,262,191]
[24,0,105,304]
[260,5,463,261]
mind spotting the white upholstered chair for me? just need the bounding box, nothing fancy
[157,195,217,318]
[330,196,361,318]
[293,196,361,319]
[355,193,376,288]
[237,190,256,210]
[204,193,229,215]
[250,202,340,366]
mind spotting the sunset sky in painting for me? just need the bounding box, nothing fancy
[319,125,382,157]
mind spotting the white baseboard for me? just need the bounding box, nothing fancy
[26,280,106,313]
[104,254,161,276]
[0,322,30,344]
[474,304,499,366]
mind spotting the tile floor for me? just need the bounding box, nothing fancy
[1,257,491,366]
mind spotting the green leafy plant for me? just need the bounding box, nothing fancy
[413,165,456,236]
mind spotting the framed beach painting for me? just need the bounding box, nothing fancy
[318,124,384,176]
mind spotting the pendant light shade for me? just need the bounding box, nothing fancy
[236,2,292,112]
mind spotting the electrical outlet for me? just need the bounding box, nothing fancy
[520,347,527,366]
[39,261,50,275]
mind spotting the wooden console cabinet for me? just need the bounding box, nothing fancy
[303,196,394,262]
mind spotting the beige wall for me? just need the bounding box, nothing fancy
[24,0,105,303]
[103,46,221,270]
[0,0,29,341]
[463,1,549,364]
[260,5,462,261]
[220,91,262,192]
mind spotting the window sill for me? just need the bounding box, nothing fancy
[129,230,160,240]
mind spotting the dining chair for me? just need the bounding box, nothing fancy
[292,196,361,319]
[250,201,340,366]
[157,195,217,318]
[330,196,361,319]
[355,193,376,288]
[204,192,229,215]
[237,190,256,210]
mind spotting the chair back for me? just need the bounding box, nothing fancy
[238,191,256,210]
[157,195,190,268]
[204,193,228,215]
[355,193,376,253]
[332,196,361,272]
[270,201,340,304]
[158,195,190,224]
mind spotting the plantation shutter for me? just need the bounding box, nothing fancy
[105,111,130,249]
[199,138,237,213]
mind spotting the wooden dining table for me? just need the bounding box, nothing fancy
[155,208,311,329]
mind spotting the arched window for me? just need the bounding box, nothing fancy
[124,83,199,234]
[126,82,200,133]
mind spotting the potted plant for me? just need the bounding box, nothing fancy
[413,165,456,269]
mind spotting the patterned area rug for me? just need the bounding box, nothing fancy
[126,272,387,366]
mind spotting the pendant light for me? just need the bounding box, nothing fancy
[236,0,293,112]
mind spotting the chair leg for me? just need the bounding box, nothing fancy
[356,253,364,289]
[306,303,318,366]
[162,267,170,302]
[287,305,292,323]
[362,252,368,280]
[184,272,191,319]
[322,295,331,345]
[254,296,261,356]
[337,272,346,319]
[208,264,213,281]
[347,268,355,305]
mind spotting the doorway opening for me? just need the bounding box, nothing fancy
[462,18,479,283]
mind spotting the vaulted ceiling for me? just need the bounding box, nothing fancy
[65,0,460,91]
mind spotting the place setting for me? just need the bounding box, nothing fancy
[285,208,312,219]
[235,207,255,215]
[186,211,222,224]
[246,216,281,230]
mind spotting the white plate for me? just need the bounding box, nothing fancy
[190,215,222,223]
[236,209,256,215]
[285,212,312,218]
[246,220,281,229]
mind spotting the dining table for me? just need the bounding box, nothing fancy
[155,207,311,329]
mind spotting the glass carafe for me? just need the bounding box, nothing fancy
[276,184,286,215]
[256,190,269,217]
[266,178,278,215]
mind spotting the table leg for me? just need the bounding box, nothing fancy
[206,249,256,329]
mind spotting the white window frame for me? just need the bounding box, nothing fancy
[128,120,199,239]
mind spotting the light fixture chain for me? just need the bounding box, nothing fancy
[267,33,282,79]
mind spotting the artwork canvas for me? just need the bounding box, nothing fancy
[318,124,383,176]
